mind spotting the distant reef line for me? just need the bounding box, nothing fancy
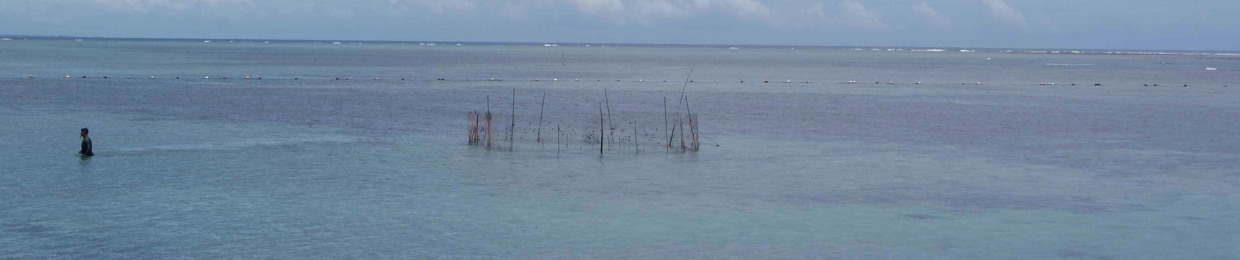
[2,34,1236,54]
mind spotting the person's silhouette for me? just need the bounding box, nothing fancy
[79,128,94,157]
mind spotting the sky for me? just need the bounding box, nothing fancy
[0,0,1237,51]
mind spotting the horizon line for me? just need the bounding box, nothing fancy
[3,34,1237,53]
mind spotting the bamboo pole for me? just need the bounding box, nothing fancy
[668,118,677,151]
[677,69,693,114]
[692,114,700,150]
[476,112,481,145]
[468,112,479,145]
[680,95,687,151]
[663,97,668,153]
[599,103,604,156]
[676,69,693,152]
[467,112,471,144]
[537,91,545,143]
[684,95,692,151]
[476,112,480,145]
[604,88,614,147]
[486,96,492,148]
[511,89,516,151]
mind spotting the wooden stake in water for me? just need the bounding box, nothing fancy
[683,95,691,151]
[468,111,480,145]
[668,118,677,151]
[511,89,516,151]
[677,69,693,113]
[604,88,614,147]
[680,96,687,151]
[676,69,694,152]
[537,91,545,143]
[663,97,669,153]
[486,96,493,148]
[690,114,700,151]
[599,103,604,156]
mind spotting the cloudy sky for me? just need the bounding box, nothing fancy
[0,0,1236,50]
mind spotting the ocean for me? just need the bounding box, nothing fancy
[2,38,1238,258]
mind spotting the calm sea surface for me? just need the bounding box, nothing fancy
[2,39,1239,258]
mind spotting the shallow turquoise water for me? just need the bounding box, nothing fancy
[2,39,1239,258]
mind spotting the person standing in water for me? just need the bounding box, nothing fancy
[79,128,94,157]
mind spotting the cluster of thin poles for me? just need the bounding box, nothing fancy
[467,70,702,156]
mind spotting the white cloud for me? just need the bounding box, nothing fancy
[193,0,251,7]
[979,0,1026,28]
[558,0,755,26]
[912,1,951,31]
[566,0,683,25]
[834,0,885,31]
[92,0,163,12]
[568,0,625,14]
[549,0,887,31]
[569,0,877,31]
[498,2,529,19]
[86,0,890,32]
[391,0,478,14]
[714,0,776,22]
[92,0,252,12]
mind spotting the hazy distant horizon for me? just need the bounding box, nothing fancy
[2,0,1237,52]
[5,34,1238,53]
